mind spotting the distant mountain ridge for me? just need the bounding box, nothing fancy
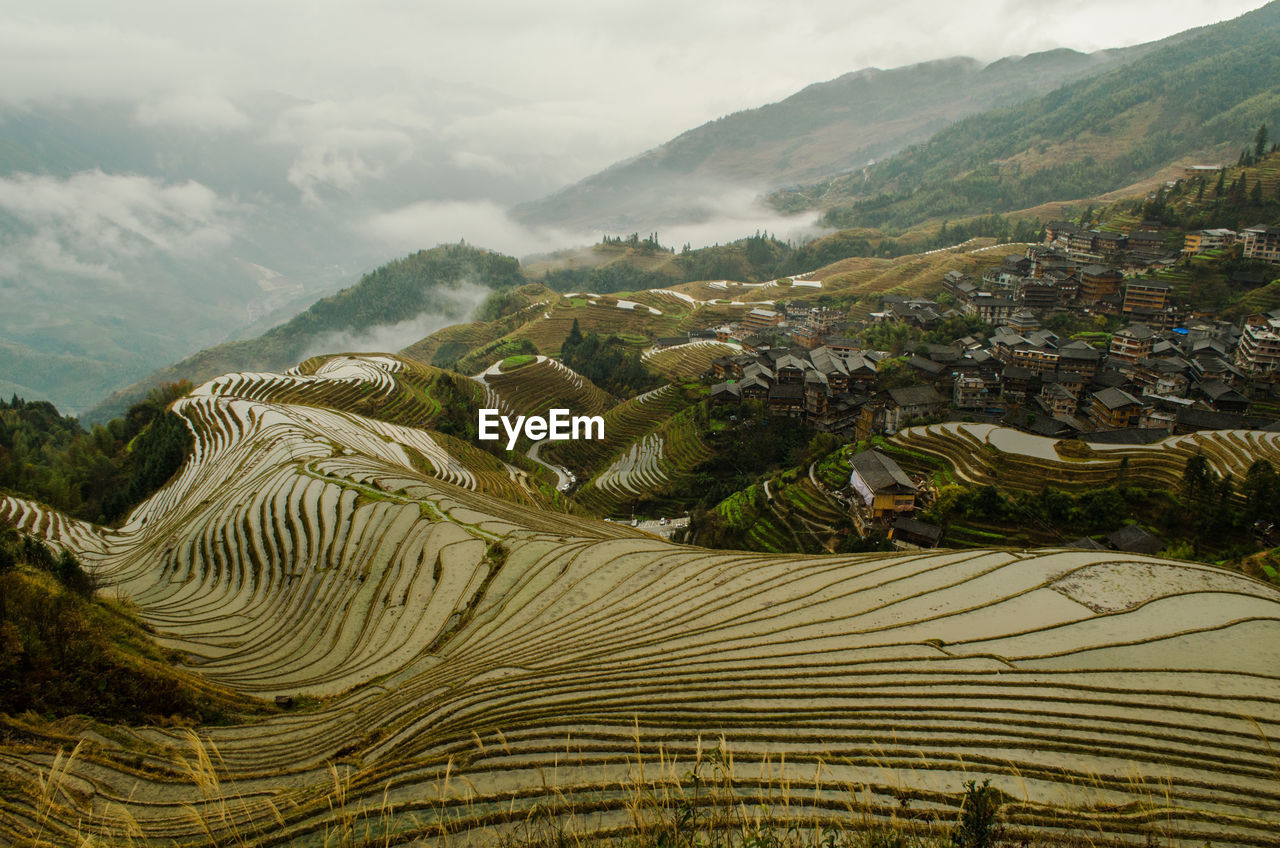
[782,1,1280,230]
[512,39,1187,232]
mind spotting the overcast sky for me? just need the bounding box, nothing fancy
[0,0,1272,271]
[1,0,1269,178]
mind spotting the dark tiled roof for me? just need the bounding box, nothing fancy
[1175,408,1265,431]
[888,385,946,407]
[908,356,945,375]
[892,518,942,544]
[1093,387,1142,410]
[850,450,917,494]
[1107,525,1164,555]
[1116,323,1154,341]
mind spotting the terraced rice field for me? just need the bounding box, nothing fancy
[812,246,1023,319]
[888,422,1280,492]
[508,299,689,354]
[542,384,694,477]
[592,433,666,497]
[573,406,714,516]
[3,359,1280,846]
[643,341,741,380]
[474,355,615,418]
[706,464,853,554]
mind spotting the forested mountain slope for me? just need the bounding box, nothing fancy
[784,0,1280,229]
[83,243,522,422]
[514,40,1182,231]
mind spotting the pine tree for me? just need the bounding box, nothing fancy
[1255,123,1269,159]
[1215,169,1226,196]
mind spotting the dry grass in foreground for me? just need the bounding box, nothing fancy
[10,733,1225,848]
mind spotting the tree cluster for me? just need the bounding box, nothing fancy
[0,383,194,525]
[559,320,659,397]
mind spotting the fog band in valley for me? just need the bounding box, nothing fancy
[478,407,605,450]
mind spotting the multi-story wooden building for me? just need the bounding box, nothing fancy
[1242,224,1280,264]
[849,450,918,520]
[1079,265,1124,303]
[1236,313,1280,375]
[741,308,782,334]
[1088,387,1144,429]
[1122,279,1172,316]
[1182,228,1237,255]
[1109,323,1155,363]
[1039,382,1078,417]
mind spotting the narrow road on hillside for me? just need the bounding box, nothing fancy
[470,359,572,490]
[527,439,573,490]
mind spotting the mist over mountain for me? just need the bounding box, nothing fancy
[781,0,1280,230]
[82,243,523,423]
[0,1,1267,415]
[511,40,1184,233]
[0,87,580,414]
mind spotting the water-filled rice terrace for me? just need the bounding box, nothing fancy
[887,422,1280,492]
[2,355,1280,846]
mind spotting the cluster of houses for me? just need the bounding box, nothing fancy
[693,215,1280,550]
[717,299,846,351]
[1184,224,1280,264]
[1045,219,1280,267]
[699,215,1280,450]
[936,244,1180,330]
[975,315,1280,436]
[707,342,895,436]
[706,287,1280,448]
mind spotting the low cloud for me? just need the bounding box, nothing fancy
[450,150,515,177]
[358,200,583,258]
[0,19,224,104]
[268,97,437,205]
[648,185,828,248]
[300,281,493,360]
[359,188,828,262]
[441,100,643,187]
[0,170,239,284]
[135,89,250,131]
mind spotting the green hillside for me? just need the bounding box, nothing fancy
[514,42,1177,231]
[785,1,1280,230]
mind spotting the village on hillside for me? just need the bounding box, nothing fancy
[698,221,1280,439]
[666,218,1280,549]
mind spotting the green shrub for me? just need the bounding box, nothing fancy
[951,780,1002,848]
